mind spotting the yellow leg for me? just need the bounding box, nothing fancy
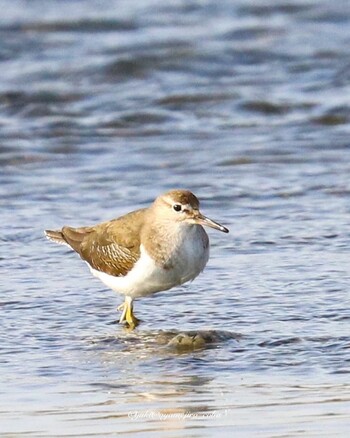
[118,296,140,329]
[125,299,140,329]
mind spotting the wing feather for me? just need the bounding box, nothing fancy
[49,208,146,277]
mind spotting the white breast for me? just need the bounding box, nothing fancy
[89,225,209,298]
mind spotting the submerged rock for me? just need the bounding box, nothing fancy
[165,330,241,351]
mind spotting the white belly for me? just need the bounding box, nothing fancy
[89,227,209,298]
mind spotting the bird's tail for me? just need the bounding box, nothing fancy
[44,229,69,246]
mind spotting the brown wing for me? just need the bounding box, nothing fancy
[60,208,146,277]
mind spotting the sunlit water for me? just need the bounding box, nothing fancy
[1,0,350,436]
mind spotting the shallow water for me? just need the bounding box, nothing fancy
[1,0,350,436]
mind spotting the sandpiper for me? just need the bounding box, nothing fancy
[45,189,229,328]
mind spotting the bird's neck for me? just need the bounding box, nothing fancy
[141,216,198,266]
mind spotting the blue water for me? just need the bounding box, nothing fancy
[1,0,350,436]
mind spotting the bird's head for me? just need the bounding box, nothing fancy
[153,189,229,233]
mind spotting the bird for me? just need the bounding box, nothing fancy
[45,189,229,329]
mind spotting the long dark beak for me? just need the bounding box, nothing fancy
[193,212,229,233]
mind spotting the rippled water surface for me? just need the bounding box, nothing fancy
[1,0,350,436]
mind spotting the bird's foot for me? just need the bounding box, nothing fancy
[117,303,125,312]
[118,297,140,329]
[125,314,140,330]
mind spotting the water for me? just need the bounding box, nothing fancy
[1,0,350,436]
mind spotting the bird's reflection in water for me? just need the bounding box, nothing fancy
[83,329,239,433]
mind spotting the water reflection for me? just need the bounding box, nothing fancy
[82,331,230,436]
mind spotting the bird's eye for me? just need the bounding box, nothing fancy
[173,204,182,212]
